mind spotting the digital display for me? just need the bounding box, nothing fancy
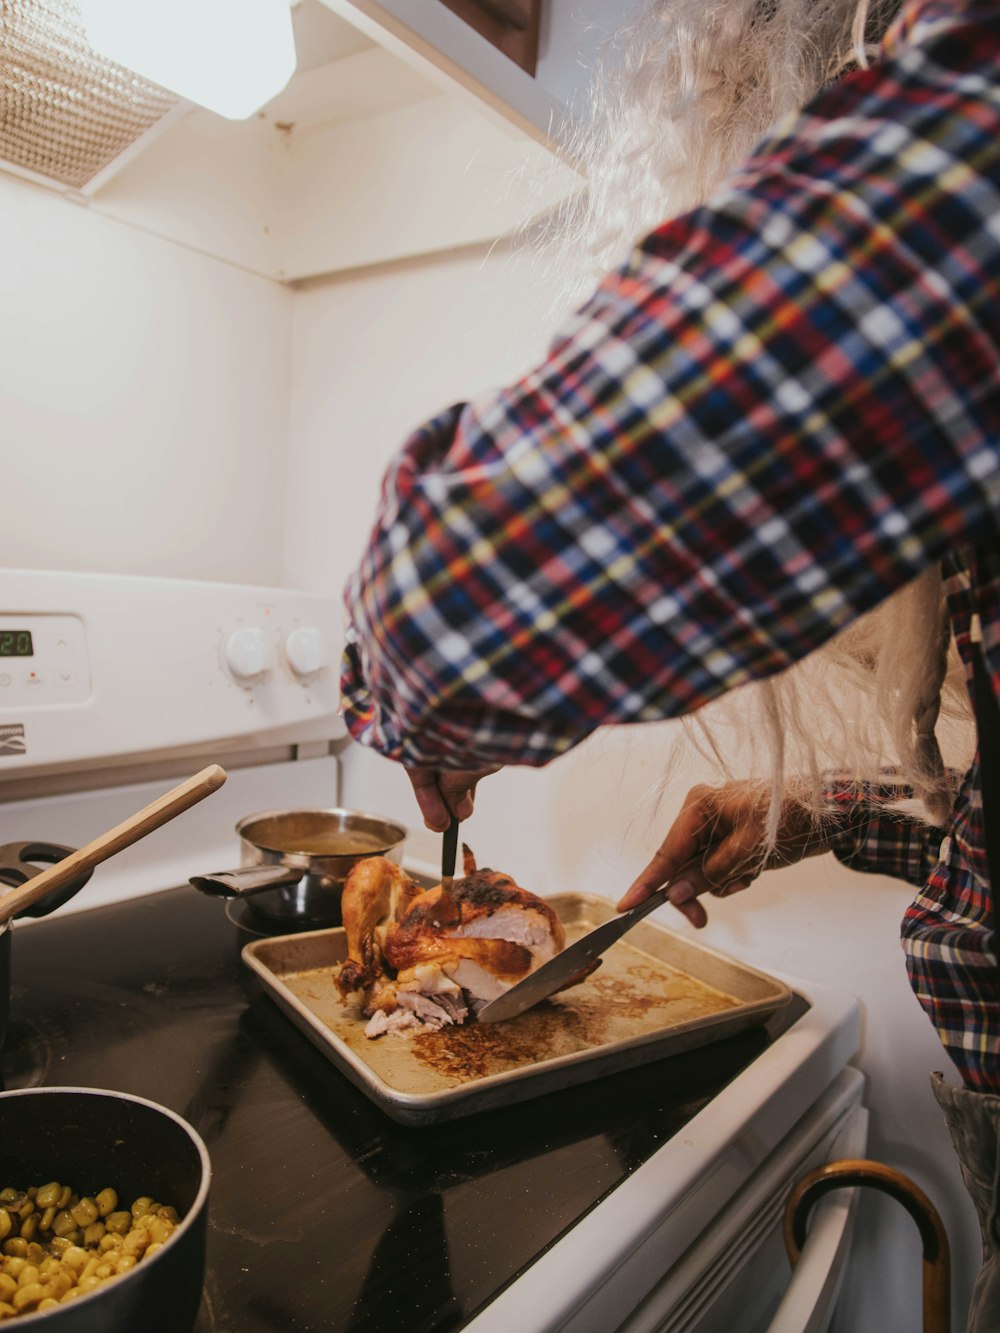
[0,630,33,657]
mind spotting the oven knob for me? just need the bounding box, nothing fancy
[282,626,327,682]
[224,626,270,686]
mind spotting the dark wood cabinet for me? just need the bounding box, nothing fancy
[436,0,541,74]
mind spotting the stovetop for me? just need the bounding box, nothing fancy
[0,887,806,1333]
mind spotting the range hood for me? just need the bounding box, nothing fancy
[0,0,581,282]
[0,0,180,192]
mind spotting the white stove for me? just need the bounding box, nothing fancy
[0,568,866,1332]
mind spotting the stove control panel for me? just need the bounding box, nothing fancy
[0,613,91,708]
[0,569,345,780]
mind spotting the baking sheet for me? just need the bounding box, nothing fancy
[242,892,793,1125]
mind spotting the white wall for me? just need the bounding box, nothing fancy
[283,240,564,594]
[0,173,293,586]
[285,241,980,1330]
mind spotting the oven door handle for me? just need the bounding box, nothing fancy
[775,1132,949,1333]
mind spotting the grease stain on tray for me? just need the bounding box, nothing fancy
[242,893,791,1120]
[269,907,740,1086]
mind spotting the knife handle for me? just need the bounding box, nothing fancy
[565,885,673,966]
[624,885,671,924]
[596,885,670,951]
[441,815,459,881]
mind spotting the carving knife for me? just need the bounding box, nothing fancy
[475,885,671,1023]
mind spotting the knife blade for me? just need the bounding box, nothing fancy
[441,815,459,883]
[475,885,671,1023]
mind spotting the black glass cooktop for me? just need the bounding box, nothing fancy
[0,888,805,1332]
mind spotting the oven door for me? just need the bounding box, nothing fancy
[617,1067,867,1333]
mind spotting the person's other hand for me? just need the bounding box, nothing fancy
[405,766,501,832]
[617,781,832,928]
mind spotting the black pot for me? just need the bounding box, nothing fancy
[0,1086,210,1331]
[0,923,8,1061]
[0,842,93,1053]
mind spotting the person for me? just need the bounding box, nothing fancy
[339,0,1000,1323]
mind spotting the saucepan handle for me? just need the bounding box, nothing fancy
[189,865,307,898]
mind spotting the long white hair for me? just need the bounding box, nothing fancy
[537,0,972,837]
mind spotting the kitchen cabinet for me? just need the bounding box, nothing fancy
[80,0,601,282]
[328,0,644,138]
[0,0,647,283]
[436,0,542,75]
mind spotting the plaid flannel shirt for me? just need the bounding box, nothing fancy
[342,0,1000,1088]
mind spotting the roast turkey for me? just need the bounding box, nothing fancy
[335,846,568,1037]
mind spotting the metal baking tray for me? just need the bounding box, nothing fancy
[242,892,793,1125]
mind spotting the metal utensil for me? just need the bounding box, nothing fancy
[0,765,228,925]
[441,815,459,883]
[475,886,670,1024]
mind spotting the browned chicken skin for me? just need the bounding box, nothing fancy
[336,846,567,1036]
[336,857,423,998]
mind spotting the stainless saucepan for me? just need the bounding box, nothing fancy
[189,807,407,929]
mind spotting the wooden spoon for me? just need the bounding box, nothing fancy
[0,764,228,925]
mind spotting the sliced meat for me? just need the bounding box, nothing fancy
[336,845,568,1036]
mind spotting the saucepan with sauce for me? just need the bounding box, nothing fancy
[189,808,407,930]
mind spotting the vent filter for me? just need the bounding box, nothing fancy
[0,0,178,190]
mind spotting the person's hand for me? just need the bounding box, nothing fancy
[405,766,501,832]
[617,781,833,928]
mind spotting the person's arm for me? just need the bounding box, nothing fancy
[616,772,951,928]
[616,781,837,928]
[342,4,1000,771]
[822,772,951,887]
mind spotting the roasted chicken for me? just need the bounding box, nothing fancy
[336,846,567,1036]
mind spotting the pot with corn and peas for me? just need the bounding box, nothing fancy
[0,1087,210,1330]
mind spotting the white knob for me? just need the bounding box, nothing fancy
[224,626,270,685]
[283,625,327,681]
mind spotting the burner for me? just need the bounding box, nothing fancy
[223,898,336,937]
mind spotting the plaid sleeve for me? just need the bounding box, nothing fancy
[341,1,1000,770]
[822,773,949,887]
